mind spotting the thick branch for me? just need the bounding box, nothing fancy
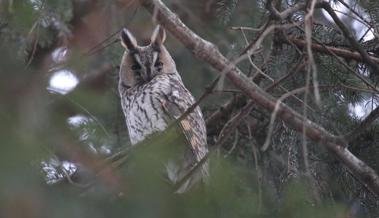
[139,0,379,196]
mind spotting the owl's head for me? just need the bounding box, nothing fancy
[119,25,177,89]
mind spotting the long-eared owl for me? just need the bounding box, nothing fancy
[118,25,208,193]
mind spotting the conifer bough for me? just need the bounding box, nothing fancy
[139,0,379,196]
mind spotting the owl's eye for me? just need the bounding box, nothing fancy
[131,64,141,71]
[154,61,163,68]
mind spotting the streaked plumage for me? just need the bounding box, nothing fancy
[118,25,208,192]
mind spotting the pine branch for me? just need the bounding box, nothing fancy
[321,1,379,76]
[345,106,379,142]
[139,0,379,197]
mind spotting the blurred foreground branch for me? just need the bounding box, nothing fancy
[139,0,379,196]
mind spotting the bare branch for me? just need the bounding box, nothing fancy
[261,87,309,151]
[284,37,379,64]
[304,0,321,104]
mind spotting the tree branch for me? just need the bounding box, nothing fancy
[283,37,379,65]
[282,37,379,93]
[320,2,379,76]
[345,106,379,142]
[139,0,379,197]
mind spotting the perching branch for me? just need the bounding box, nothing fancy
[139,0,379,196]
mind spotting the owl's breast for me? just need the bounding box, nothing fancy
[121,80,171,145]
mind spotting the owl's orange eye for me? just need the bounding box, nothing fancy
[131,64,141,70]
[154,61,163,68]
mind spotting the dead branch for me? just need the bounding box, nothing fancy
[283,37,379,65]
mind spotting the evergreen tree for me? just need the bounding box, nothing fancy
[1,0,378,217]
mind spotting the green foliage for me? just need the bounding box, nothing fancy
[361,0,379,30]
[216,0,239,25]
[4,1,37,31]
[279,182,344,218]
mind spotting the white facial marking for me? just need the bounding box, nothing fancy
[153,51,158,64]
[134,54,142,66]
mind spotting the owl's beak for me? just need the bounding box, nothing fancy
[141,67,153,82]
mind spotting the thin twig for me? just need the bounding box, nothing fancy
[304,0,321,104]
[230,26,263,32]
[50,92,112,138]
[237,23,315,112]
[25,22,41,68]
[265,57,306,92]
[224,129,239,158]
[261,87,308,151]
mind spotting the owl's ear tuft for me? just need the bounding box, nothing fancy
[121,28,138,50]
[150,25,166,47]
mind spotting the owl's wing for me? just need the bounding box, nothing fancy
[159,85,208,162]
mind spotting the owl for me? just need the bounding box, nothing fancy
[118,25,208,193]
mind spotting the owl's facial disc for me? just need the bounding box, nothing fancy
[130,47,163,84]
